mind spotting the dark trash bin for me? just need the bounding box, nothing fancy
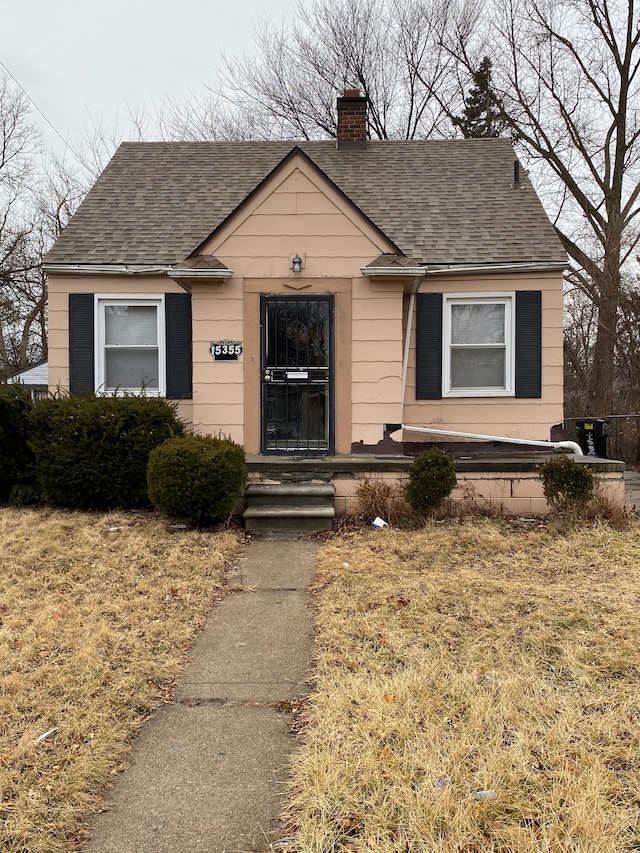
[576,418,608,457]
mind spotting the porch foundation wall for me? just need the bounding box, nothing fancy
[246,455,625,518]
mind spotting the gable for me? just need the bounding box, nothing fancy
[200,152,397,268]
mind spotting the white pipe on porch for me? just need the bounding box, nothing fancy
[394,423,583,456]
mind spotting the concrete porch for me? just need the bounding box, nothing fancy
[244,452,626,522]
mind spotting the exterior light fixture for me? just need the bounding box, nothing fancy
[292,255,302,273]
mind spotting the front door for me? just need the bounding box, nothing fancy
[261,295,334,454]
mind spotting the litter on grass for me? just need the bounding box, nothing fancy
[473,789,497,800]
[34,727,59,745]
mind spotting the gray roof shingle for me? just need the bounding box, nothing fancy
[45,139,566,266]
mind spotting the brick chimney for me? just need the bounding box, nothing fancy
[336,89,367,150]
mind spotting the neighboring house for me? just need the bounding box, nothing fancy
[6,360,49,400]
[44,91,567,458]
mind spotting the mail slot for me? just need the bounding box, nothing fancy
[286,371,309,379]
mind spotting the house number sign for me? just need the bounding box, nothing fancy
[210,340,243,361]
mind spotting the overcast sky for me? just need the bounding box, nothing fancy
[1,0,296,158]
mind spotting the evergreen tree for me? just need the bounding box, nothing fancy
[453,57,508,138]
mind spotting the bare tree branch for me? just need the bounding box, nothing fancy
[468,0,640,414]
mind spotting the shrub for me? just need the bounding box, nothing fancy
[147,434,247,527]
[0,384,35,502]
[355,477,410,525]
[540,455,594,513]
[30,394,184,510]
[9,484,41,506]
[405,447,457,517]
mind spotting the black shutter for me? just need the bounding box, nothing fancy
[165,292,192,399]
[69,293,95,396]
[515,290,542,398]
[415,292,443,399]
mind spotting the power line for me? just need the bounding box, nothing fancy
[0,57,84,163]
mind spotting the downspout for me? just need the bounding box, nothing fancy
[401,276,423,406]
[398,277,582,456]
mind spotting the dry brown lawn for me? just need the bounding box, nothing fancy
[0,507,240,853]
[285,519,640,853]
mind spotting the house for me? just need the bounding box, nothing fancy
[47,92,623,519]
[6,360,49,400]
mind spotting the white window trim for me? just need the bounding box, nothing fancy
[442,292,515,398]
[95,295,166,396]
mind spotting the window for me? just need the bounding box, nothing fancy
[415,290,541,400]
[443,295,514,396]
[69,292,192,399]
[96,297,165,395]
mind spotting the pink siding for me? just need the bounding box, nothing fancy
[402,271,564,442]
[47,153,565,454]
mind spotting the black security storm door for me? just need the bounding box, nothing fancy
[261,295,334,454]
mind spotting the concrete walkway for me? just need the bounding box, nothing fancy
[82,539,318,853]
[78,474,640,852]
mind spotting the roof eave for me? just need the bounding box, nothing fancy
[361,266,426,277]
[169,268,234,280]
[43,263,234,279]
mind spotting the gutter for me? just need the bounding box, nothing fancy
[424,261,567,276]
[362,260,567,278]
[43,263,234,279]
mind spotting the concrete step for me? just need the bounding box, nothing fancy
[245,483,335,507]
[243,506,335,534]
[243,483,335,534]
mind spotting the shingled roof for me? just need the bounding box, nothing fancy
[45,139,566,267]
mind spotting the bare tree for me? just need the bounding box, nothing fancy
[0,74,41,377]
[130,90,269,142]
[563,288,598,417]
[475,0,640,416]
[72,113,131,182]
[139,0,478,142]
[0,227,47,370]
[38,156,86,243]
[564,277,640,460]
[615,280,640,412]
[0,75,86,379]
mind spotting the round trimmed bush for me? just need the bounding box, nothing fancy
[405,447,457,517]
[540,455,594,513]
[147,434,247,526]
